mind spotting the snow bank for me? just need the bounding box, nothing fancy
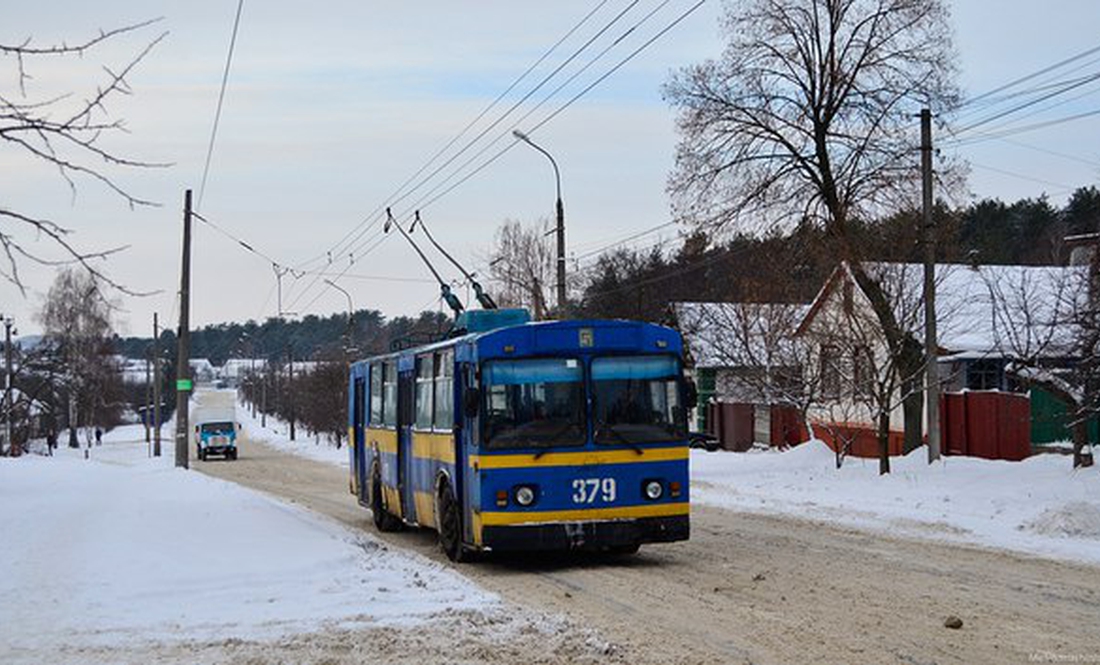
[234,394,349,468]
[691,441,1100,565]
[0,426,496,656]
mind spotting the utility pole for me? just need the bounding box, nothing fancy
[287,344,296,441]
[153,313,162,457]
[261,372,267,428]
[4,316,13,457]
[144,348,152,446]
[175,189,193,469]
[921,109,942,464]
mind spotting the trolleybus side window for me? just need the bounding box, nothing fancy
[482,357,584,449]
[592,355,686,445]
[382,362,397,428]
[414,355,433,430]
[369,363,383,425]
[434,350,453,431]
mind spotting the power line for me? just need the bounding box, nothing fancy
[197,0,245,211]
[954,70,1100,136]
[959,40,1100,111]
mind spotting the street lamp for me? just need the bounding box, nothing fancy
[512,129,566,313]
[323,279,356,359]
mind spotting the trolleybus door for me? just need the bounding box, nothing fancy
[352,374,365,499]
[398,367,416,523]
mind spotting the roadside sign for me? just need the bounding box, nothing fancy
[176,379,193,392]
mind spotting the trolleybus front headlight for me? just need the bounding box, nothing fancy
[514,485,536,507]
[643,480,664,500]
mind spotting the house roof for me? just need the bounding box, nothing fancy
[674,301,809,369]
[798,261,1086,359]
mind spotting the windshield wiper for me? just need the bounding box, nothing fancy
[531,422,582,459]
[595,423,643,455]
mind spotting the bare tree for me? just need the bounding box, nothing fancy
[665,0,960,453]
[983,264,1093,467]
[487,219,555,319]
[37,268,120,446]
[1,19,167,292]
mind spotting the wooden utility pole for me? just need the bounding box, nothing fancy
[153,312,162,457]
[287,344,296,441]
[921,109,942,463]
[175,190,193,469]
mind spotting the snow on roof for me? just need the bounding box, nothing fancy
[674,301,809,368]
[804,262,1087,359]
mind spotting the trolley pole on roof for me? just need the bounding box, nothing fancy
[175,189,193,469]
[921,109,942,463]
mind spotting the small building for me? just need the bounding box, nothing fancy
[674,301,808,450]
[796,261,1086,459]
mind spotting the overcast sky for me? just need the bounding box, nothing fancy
[3,1,1099,338]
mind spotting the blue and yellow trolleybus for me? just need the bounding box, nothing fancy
[347,309,694,561]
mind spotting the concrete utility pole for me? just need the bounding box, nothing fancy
[921,109,942,463]
[261,373,267,428]
[144,348,152,446]
[175,190,193,469]
[153,312,162,457]
[4,316,13,457]
[287,344,296,441]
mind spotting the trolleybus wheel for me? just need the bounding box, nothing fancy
[437,481,471,563]
[371,464,402,532]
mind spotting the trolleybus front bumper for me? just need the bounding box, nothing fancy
[482,514,688,552]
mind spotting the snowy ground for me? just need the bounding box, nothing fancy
[692,441,1100,565]
[0,424,496,661]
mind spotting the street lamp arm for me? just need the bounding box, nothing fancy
[512,130,561,200]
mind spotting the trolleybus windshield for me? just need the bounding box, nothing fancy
[482,357,585,449]
[592,355,686,445]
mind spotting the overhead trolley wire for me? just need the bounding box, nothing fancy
[412,0,709,216]
[287,0,709,316]
[281,1,638,312]
[289,0,616,275]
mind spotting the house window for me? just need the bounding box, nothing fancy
[820,344,840,400]
[852,346,874,397]
[966,359,1004,391]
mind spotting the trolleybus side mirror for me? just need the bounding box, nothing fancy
[463,387,480,418]
[685,379,698,410]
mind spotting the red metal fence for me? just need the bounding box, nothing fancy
[706,390,1032,461]
[941,391,1031,461]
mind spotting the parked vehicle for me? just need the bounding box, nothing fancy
[689,432,721,452]
[194,412,239,461]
